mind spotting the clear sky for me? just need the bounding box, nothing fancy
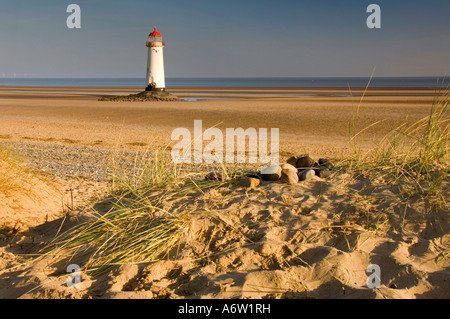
[1,0,449,78]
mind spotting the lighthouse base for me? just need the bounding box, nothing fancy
[145,86,166,92]
[137,89,178,101]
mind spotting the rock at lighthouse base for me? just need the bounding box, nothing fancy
[137,90,179,101]
[99,91,178,102]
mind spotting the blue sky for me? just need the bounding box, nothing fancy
[1,0,449,78]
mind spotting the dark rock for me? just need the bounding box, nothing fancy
[318,158,334,169]
[243,170,261,179]
[314,167,331,178]
[296,154,315,169]
[286,156,298,166]
[205,172,222,181]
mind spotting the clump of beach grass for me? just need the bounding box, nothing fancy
[36,146,235,276]
[0,144,29,194]
[347,89,449,210]
[40,207,192,276]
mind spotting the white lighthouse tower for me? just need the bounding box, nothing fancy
[145,27,166,92]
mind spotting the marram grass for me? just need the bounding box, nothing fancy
[0,145,28,194]
[347,89,449,209]
[38,147,231,276]
[41,208,191,275]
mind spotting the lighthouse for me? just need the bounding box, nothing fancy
[145,27,166,92]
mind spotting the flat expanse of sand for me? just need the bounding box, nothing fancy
[0,86,441,159]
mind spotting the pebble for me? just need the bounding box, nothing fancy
[280,163,298,185]
[295,154,315,169]
[298,169,315,181]
[7,141,137,182]
[238,177,261,188]
[314,167,331,179]
[205,172,222,181]
[260,165,282,181]
[243,170,261,179]
[286,156,298,166]
[318,158,334,169]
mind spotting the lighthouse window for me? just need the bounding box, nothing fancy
[150,36,163,42]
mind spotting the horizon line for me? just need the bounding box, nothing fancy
[1,75,448,79]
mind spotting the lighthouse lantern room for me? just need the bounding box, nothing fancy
[145,27,166,92]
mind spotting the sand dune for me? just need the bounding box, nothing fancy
[1,166,448,299]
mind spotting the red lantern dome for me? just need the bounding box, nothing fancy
[149,27,162,37]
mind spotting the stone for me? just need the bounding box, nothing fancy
[238,177,261,188]
[295,154,315,169]
[318,158,334,169]
[243,170,261,179]
[286,156,298,166]
[205,171,222,181]
[137,90,179,101]
[260,165,282,181]
[280,163,299,185]
[298,169,315,181]
[314,167,331,178]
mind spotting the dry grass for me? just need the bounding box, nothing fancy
[0,145,28,194]
[36,146,235,276]
[347,89,449,210]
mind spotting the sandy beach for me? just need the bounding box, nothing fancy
[0,86,448,299]
[0,86,440,157]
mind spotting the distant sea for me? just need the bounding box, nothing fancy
[0,77,448,88]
